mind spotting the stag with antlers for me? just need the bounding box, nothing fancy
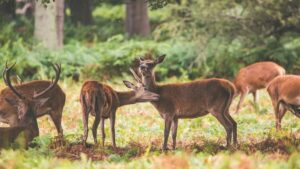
[0,63,65,138]
[132,54,237,150]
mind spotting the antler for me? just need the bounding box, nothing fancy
[129,68,142,83]
[33,63,61,98]
[4,62,25,99]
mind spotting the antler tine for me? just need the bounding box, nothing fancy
[33,63,61,99]
[5,62,25,99]
[16,75,23,85]
[129,68,142,83]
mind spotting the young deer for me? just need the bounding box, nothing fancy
[135,55,237,150]
[0,63,62,148]
[0,63,65,136]
[80,78,159,147]
[267,75,300,131]
[234,61,285,114]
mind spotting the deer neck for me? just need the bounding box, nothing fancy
[142,72,157,91]
[116,91,137,107]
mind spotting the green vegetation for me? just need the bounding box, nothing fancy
[1,0,300,168]
[1,1,300,82]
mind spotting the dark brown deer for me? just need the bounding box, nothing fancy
[135,54,237,150]
[80,78,159,148]
[0,63,61,148]
[0,111,37,149]
[267,75,300,131]
[0,63,65,136]
[234,61,285,114]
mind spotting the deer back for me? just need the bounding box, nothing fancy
[0,80,65,124]
[267,75,300,105]
[80,81,115,118]
[234,61,285,93]
[152,78,235,118]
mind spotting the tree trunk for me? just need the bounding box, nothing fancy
[34,0,64,49]
[0,0,16,19]
[56,0,64,48]
[69,0,92,25]
[125,0,150,37]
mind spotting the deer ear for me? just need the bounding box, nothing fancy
[156,54,166,64]
[123,80,135,89]
[5,98,18,106]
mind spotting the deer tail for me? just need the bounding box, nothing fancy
[80,92,90,115]
[222,81,235,114]
[84,90,106,117]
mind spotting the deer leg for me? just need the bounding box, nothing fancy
[82,108,89,147]
[235,89,248,114]
[50,111,63,137]
[25,120,39,148]
[110,110,116,148]
[213,113,232,147]
[92,114,100,145]
[171,118,178,150]
[162,117,172,151]
[101,118,105,147]
[224,111,237,145]
[252,90,257,103]
[275,102,287,131]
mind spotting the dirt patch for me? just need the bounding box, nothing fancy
[48,134,300,161]
[49,138,147,161]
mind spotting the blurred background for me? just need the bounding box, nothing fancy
[1,0,300,82]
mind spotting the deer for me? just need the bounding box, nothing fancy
[133,54,237,150]
[80,77,160,148]
[234,61,285,114]
[0,62,65,137]
[267,75,300,131]
[0,63,62,148]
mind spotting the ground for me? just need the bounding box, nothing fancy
[0,79,300,169]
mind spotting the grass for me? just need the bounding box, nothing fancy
[0,79,300,169]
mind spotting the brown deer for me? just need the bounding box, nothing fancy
[135,54,237,150]
[0,126,28,149]
[0,63,65,136]
[0,111,38,149]
[0,63,61,148]
[267,75,300,131]
[80,78,159,148]
[234,61,285,114]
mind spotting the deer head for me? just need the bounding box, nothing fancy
[2,62,61,121]
[138,54,166,76]
[122,69,159,102]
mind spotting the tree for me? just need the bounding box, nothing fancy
[34,0,64,49]
[125,0,150,37]
[0,0,16,19]
[68,0,93,25]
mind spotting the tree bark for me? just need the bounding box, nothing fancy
[34,0,64,49]
[69,0,92,25]
[125,0,150,37]
[56,0,64,48]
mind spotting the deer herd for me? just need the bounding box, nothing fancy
[0,54,298,151]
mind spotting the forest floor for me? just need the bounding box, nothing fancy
[0,80,300,169]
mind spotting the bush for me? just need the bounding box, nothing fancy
[0,34,200,81]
